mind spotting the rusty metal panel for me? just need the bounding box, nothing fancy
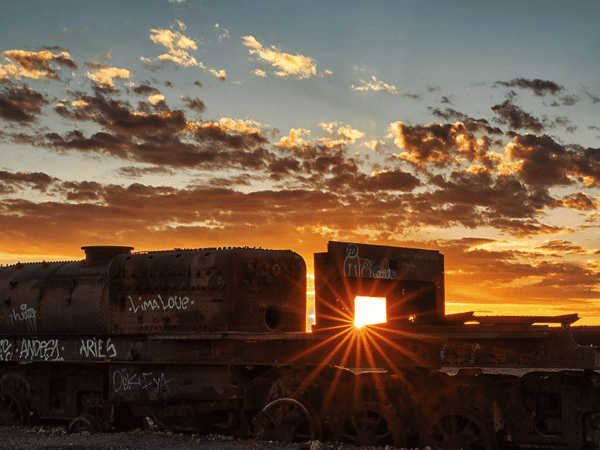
[109,364,233,403]
[108,249,232,334]
[0,262,58,335]
[108,247,306,334]
[227,248,306,333]
[39,262,109,334]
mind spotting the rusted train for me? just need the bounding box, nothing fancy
[1,241,600,449]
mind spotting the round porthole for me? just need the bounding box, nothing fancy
[265,306,281,330]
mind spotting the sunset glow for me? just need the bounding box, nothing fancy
[1,1,599,324]
[354,297,387,328]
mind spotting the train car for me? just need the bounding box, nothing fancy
[0,241,599,450]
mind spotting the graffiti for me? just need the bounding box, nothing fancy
[0,339,13,361]
[9,304,37,333]
[79,337,117,358]
[343,244,397,280]
[128,295,192,314]
[18,339,63,361]
[113,369,175,396]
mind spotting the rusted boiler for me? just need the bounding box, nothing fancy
[0,241,599,450]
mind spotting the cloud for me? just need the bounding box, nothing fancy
[505,134,600,187]
[561,192,597,211]
[319,122,365,143]
[148,94,165,105]
[117,166,175,178]
[0,83,49,124]
[215,23,229,41]
[148,29,226,81]
[491,99,544,132]
[429,107,504,135]
[389,121,496,169]
[362,169,420,192]
[243,35,317,79]
[536,239,599,255]
[351,76,397,95]
[0,170,56,194]
[180,95,205,113]
[86,66,131,89]
[208,68,226,81]
[275,128,310,149]
[1,49,77,80]
[494,78,563,96]
[149,29,204,68]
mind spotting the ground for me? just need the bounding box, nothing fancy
[0,426,407,450]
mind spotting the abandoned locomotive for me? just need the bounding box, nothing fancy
[1,241,600,449]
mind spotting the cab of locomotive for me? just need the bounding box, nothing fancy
[312,241,445,331]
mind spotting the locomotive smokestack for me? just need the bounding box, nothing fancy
[81,246,134,264]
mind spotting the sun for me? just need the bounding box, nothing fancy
[354,296,387,328]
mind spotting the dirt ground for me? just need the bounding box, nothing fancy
[0,426,408,450]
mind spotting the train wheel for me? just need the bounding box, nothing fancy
[335,401,406,447]
[254,397,322,443]
[419,406,498,450]
[0,389,30,426]
[68,413,103,434]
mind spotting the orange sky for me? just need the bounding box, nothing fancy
[1,1,599,325]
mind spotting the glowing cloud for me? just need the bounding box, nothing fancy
[208,68,226,81]
[150,29,203,68]
[86,67,131,88]
[275,128,311,148]
[352,76,397,95]
[338,125,365,143]
[1,49,77,80]
[242,35,317,79]
[148,94,166,105]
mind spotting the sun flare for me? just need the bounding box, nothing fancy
[354,296,387,328]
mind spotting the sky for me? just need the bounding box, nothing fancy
[1,0,600,324]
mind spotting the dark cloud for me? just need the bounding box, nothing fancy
[507,135,600,187]
[584,89,600,104]
[401,92,422,101]
[429,107,503,135]
[559,95,579,106]
[84,61,106,69]
[54,93,187,136]
[0,171,56,194]
[494,78,563,96]
[536,240,599,255]
[181,96,206,113]
[117,166,176,178]
[491,99,544,132]
[131,84,162,96]
[561,192,597,211]
[0,83,49,124]
[389,121,497,170]
[426,169,557,224]
[354,169,421,192]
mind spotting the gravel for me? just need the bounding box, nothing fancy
[0,426,417,450]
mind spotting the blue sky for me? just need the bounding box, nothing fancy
[1,0,599,322]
